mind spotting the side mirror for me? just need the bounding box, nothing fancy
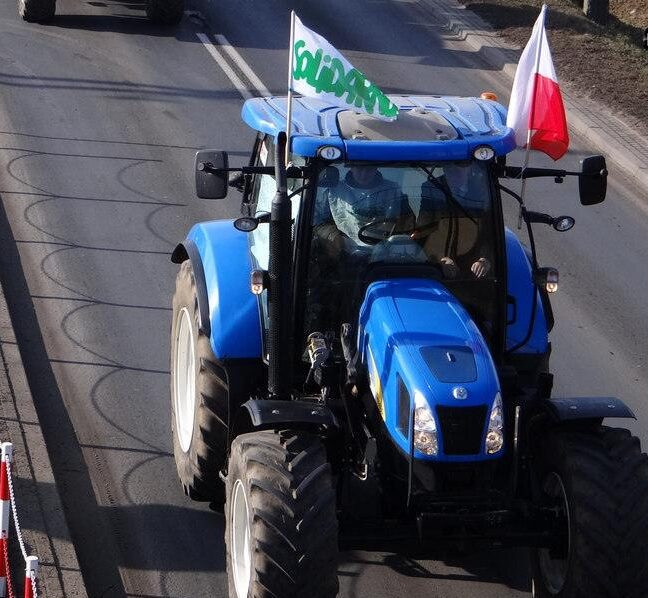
[318,166,340,188]
[579,155,607,206]
[195,150,229,199]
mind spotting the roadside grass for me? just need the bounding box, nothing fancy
[464,0,648,132]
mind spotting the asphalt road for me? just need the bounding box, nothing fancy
[0,0,646,596]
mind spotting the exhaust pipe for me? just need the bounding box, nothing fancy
[267,132,293,399]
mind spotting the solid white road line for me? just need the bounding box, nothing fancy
[196,32,253,100]
[214,34,271,97]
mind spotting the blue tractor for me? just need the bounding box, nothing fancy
[170,95,648,598]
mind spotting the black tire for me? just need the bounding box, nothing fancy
[18,0,55,22]
[171,259,228,503]
[530,425,648,598]
[146,0,184,25]
[225,430,339,598]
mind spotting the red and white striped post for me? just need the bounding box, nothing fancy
[23,556,38,598]
[0,443,13,598]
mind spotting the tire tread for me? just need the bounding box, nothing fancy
[226,430,339,598]
[532,425,648,598]
[171,260,228,503]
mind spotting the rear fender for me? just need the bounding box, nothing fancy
[171,220,263,359]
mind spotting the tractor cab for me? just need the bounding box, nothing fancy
[233,96,516,366]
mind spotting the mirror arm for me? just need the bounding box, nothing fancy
[525,210,554,225]
[496,183,524,205]
[504,166,569,179]
[287,183,312,200]
[199,163,311,178]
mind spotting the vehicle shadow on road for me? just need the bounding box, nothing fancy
[338,547,530,596]
[38,0,200,42]
[14,475,226,574]
[15,473,530,593]
[194,0,522,72]
[0,195,130,597]
[0,71,246,103]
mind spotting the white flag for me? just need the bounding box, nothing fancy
[290,14,399,121]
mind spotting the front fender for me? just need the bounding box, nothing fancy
[232,399,339,439]
[172,220,263,359]
[543,396,635,421]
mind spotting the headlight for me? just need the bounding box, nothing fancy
[414,391,438,456]
[485,392,504,454]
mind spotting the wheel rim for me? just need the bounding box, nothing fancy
[538,471,571,595]
[173,307,196,453]
[231,479,252,598]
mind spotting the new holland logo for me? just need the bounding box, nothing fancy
[452,386,468,400]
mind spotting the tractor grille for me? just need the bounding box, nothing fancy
[436,405,488,455]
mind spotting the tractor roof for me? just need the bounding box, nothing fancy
[241,95,516,162]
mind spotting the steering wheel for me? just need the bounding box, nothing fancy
[358,218,400,245]
[358,218,441,244]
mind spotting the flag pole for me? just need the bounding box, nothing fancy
[285,10,296,167]
[518,3,547,229]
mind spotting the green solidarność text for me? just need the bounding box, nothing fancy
[293,40,398,119]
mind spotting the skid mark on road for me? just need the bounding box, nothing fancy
[0,189,186,207]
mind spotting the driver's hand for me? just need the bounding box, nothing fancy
[471,257,491,278]
[440,257,458,279]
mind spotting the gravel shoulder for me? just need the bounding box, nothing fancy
[464,0,648,136]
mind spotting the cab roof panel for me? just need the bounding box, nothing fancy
[240,95,516,161]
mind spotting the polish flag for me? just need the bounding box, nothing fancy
[506,5,569,160]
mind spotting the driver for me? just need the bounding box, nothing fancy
[416,164,492,279]
[313,165,414,259]
[308,165,414,332]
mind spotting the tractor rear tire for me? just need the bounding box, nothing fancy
[171,259,228,505]
[530,426,648,598]
[225,430,339,598]
[18,0,55,22]
[146,0,184,25]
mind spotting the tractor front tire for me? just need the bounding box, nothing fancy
[225,430,339,598]
[530,426,648,598]
[146,0,184,25]
[171,259,228,505]
[18,0,55,22]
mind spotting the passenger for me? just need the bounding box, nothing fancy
[417,164,492,279]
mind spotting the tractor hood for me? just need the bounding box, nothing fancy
[357,278,502,461]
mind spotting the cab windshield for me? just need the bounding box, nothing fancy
[305,160,499,340]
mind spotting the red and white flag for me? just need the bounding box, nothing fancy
[506,5,569,160]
